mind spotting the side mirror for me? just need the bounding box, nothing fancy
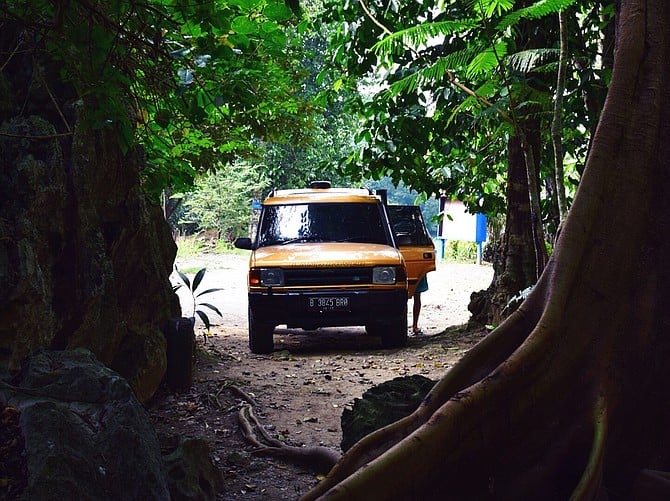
[234,237,253,250]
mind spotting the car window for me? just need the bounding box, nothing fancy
[257,203,390,246]
[387,206,433,246]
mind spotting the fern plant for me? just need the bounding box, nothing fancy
[173,268,223,338]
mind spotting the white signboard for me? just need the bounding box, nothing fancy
[439,199,486,242]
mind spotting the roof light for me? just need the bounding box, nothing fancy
[309,181,331,189]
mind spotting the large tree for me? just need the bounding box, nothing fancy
[320,0,612,323]
[303,0,670,498]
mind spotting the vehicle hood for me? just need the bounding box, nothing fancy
[250,242,404,268]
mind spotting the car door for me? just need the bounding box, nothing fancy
[386,205,436,298]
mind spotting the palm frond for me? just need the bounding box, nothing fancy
[446,95,479,126]
[466,42,507,79]
[507,48,559,74]
[191,268,206,292]
[382,43,486,98]
[383,58,448,97]
[372,19,480,57]
[474,80,498,100]
[467,0,515,18]
[195,287,225,298]
[496,0,577,30]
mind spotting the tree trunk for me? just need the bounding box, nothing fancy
[468,130,545,325]
[303,1,670,498]
[552,8,569,222]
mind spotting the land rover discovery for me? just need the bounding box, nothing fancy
[235,181,410,354]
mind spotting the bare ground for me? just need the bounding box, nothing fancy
[149,253,493,500]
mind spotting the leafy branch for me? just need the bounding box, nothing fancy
[2,0,314,199]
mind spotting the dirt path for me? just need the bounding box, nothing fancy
[152,253,494,499]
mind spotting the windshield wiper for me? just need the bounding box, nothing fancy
[335,236,372,243]
[279,236,325,245]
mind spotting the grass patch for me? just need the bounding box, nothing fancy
[175,265,204,275]
[175,235,249,261]
[441,240,479,263]
[175,236,207,258]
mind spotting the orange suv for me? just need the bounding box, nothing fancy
[235,181,413,353]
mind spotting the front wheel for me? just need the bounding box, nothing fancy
[380,303,408,349]
[248,306,274,354]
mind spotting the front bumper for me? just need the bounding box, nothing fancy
[248,288,407,328]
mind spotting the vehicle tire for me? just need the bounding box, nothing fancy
[248,306,274,354]
[381,304,408,349]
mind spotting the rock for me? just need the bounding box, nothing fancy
[163,317,196,391]
[0,26,182,403]
[340,375,436,452]
[0,110,180,402]
[162,436,224,501]
[0,349,170,500]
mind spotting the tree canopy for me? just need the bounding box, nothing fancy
[318,0,611,227]
[2,0,316,198]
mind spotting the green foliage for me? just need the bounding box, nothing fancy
[365,177,440,236]
[442,240,479,263]
[2,0,318,199]
[257,16,359,191]
[495,0,577,30]
[175,237,208,259]
[173,268,223,336]
[180,162,269,240]
[214,239,249,255]
[318,0,608,229]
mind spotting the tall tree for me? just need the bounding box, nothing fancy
[319,0,609,322]
[303,0,670,498]
[552,8,569,222]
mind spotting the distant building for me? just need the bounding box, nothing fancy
[438,198,487,264]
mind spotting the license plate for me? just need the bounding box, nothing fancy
[307,296,350,311]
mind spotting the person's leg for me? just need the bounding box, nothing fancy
[412,292,422,334]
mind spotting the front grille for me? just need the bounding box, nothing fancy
[284,267,373,287]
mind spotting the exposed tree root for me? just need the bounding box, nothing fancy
[226,383,259,407]
[301,258,617,500]
[236,403,341,475]
[300,2,670,498]
[570,393,608,500]
[300,273,551,501]
[632,470,670,498]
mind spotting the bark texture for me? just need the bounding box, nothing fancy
[469,130,545,325]
[304,1,670,498]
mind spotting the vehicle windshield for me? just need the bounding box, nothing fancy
[257,203,391,247]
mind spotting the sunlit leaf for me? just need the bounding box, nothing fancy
[228,0,263,10]
[231,16,258,35]
[264,4,292,22]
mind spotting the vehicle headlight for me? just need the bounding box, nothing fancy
[372,266,396,284]
[259,268,285,286]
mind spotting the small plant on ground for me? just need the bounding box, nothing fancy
[173,267,223,341]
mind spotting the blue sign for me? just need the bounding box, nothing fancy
[475,213,487,243]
